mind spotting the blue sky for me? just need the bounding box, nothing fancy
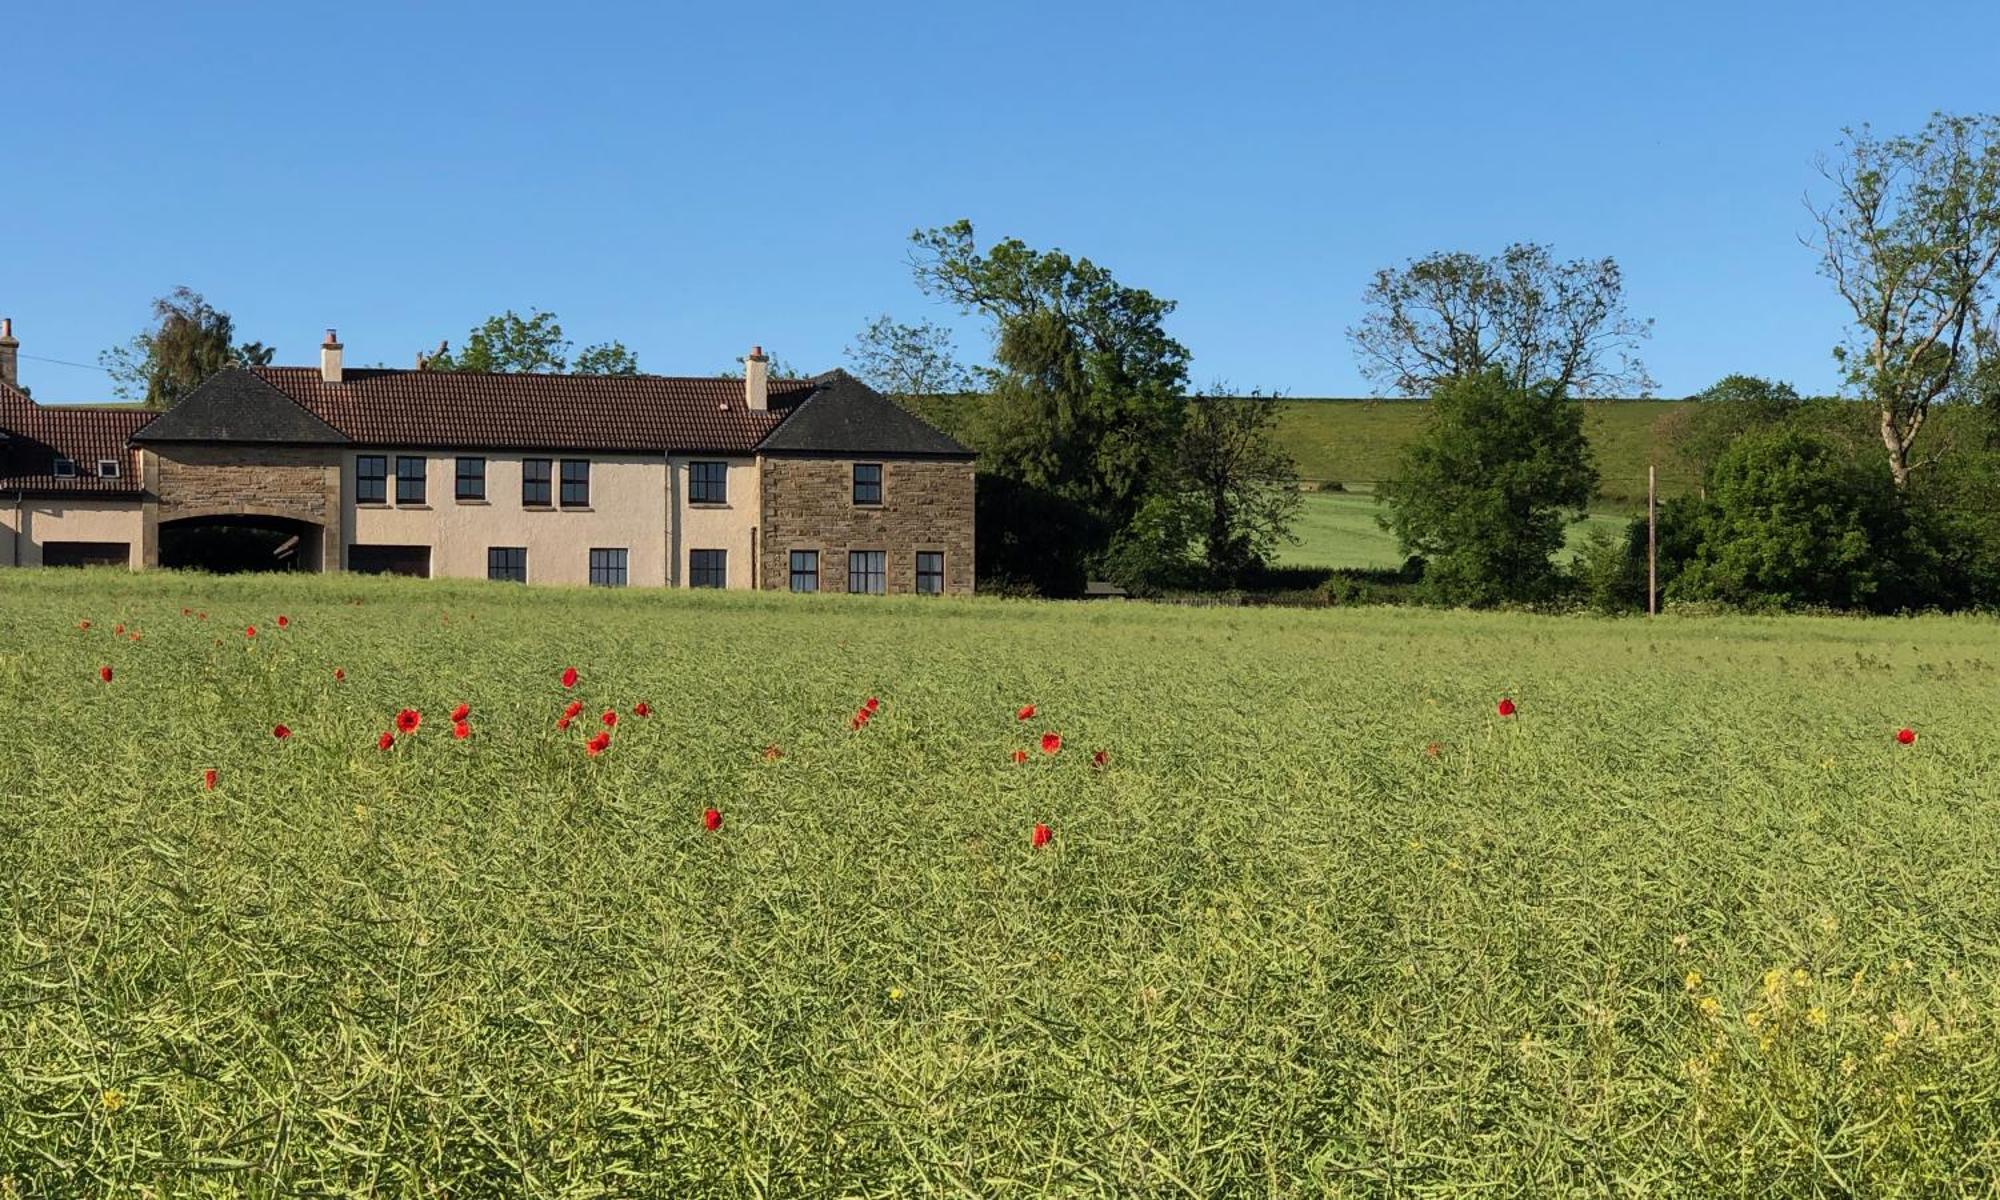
[7,1,1998,404]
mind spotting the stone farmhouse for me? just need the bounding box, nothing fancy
[0,323,976,593]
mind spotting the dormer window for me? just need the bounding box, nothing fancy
[52,458,76,478]
[97,459,121,479]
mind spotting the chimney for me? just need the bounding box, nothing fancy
[744,344,769,411]
[0,318,18,390]
[320,328,344,384]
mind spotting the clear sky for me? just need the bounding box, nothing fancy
[7,1,1998,405]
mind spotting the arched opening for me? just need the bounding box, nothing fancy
[159,513,324,574]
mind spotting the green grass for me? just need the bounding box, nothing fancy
[7,570,2000,1194]
[1277,489,1634,572]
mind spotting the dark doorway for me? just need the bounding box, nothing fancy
[43,541,132,568]
[347,544,431,577]
[160,515,322,574]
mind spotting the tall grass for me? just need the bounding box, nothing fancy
[5,570,2000,1194]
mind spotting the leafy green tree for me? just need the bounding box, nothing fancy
[1348,243,1653,397]
[1810,113,2000,487]
[427,309,638,375]
[1660,374,1804,486]
[1171,390,1302,584]
[1671,427,1903,610]
[911,220,1190,552]
[1379,368,1597,605]
[99,287,272,408]
[845,314,981,441]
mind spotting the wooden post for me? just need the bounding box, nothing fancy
[1647,463,1658,617]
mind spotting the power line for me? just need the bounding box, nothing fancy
[19,352,114,374]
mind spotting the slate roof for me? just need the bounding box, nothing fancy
[755,372,974,458]
[130,368,346,444]
[0,383,149,495]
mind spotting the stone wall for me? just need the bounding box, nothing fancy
[144,445,343,568]
[759,456,975,594]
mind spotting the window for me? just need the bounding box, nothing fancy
[916,552,945,595]
[487,547,527,582]
[688,549,727,588]
[848,550,886,595]
[52,458,77,479]
[97,459,122,479]
[347,545,431,577]
[522,458,552,506]
[560,460,591,507]
[396,456,427,505]
[789,550,819,593]
[588,548,628,587]
[852,463,883,505]
[689,460,728,504]
[356,455,387,504]
[456,457,486,501]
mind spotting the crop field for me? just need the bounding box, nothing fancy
[6,571,2000,1195]
[1277,489,1634,572]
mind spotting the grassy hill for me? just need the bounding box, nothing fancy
[8,569,1998,1192]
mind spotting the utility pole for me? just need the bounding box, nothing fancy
[1647,464,1658,617]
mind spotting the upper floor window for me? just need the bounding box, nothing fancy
[789,550,819,593]
[522,458,552,507]
[689,549,727,588]
[588,547,628,587]
[396,456,427,505]
[356,455,387,504]
[848,550,885,594]
[52,457,77,479]
[916,551,944,595]
[456,457,486,501]
[689,460,728,504]
[852,463,883,506]
[97,459,122,479]
[560,460,590,507]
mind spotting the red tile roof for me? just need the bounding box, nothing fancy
[252,367,820,453]
[0,384,149,495]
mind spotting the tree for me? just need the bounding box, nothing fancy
[1810,113,2000,487]
[911,220,1190,553]
[1348,242,1653,397]
[426,309,639,375]
[1660,374,1805,485]
[1172,389,1301,584]
[99,287,272,408]
[845,314,973,398]
[1378,368,1597,605]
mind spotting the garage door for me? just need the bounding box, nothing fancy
[347,545,432,577]
[42,541,131,568]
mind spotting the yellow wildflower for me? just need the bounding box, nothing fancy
[1684,970,1703,992]
[1791,968,1809,990]
[887,987,904,1003]
[1745,1009,1765,1030]
[1882,1030,1901,1052]
[99,1089,125,1113]
[1807,1006,1828,1030]
[1841,1054,1859,1076]
[1698,996,1722,1019]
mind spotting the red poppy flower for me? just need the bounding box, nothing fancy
[181,608,191,617]
[556,716,573,731]
[451,703,470,723]
[77,620,91,630]
[763,744,783,761]
[203,768,217,790]
[633,701,652,718]
[703,806,723,832]
[245,625,257,639]
[1897,727,1917,745]
[586,730,611,757]
[276,615,289,629]
[197,611,207,621]
[334,668,346,682]
[128,632,141,642]
[1425,741,1443,758]
[864,696,880,713]
[563,700,583,719]
[452,720,471,740]
[98,665,112,683]
[602,710,618,728]
[377,730,395,751]
[1497,698,1517,717]
[851,710,870,730]
[1031,823,1052,849]
[1091,749,1109,768]
[561,666,579,689]
[1040,732,1062,756]
[272,724,291,740]
[1017,703,1036,721]
[1010,749,1028,764]
[395,708,421,736]
[113,624,124,636]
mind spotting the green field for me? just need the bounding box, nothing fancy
[7,571,2000,1194]
[1277,488,1634,572]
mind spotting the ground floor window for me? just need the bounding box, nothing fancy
[40,541,129,568]
[789,550,819,593]
[348,544,431,577]
[848,550,885,595]
[689,549,727,588]
[589,548,628,587]
[916,551,944,594]
[488,547,527,582]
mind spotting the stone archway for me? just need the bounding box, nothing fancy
[158,511,325,573]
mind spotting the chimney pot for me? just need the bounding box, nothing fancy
[320,329,345,384]
[744,343,770,411]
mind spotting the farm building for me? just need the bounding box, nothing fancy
[0,324,975,593]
